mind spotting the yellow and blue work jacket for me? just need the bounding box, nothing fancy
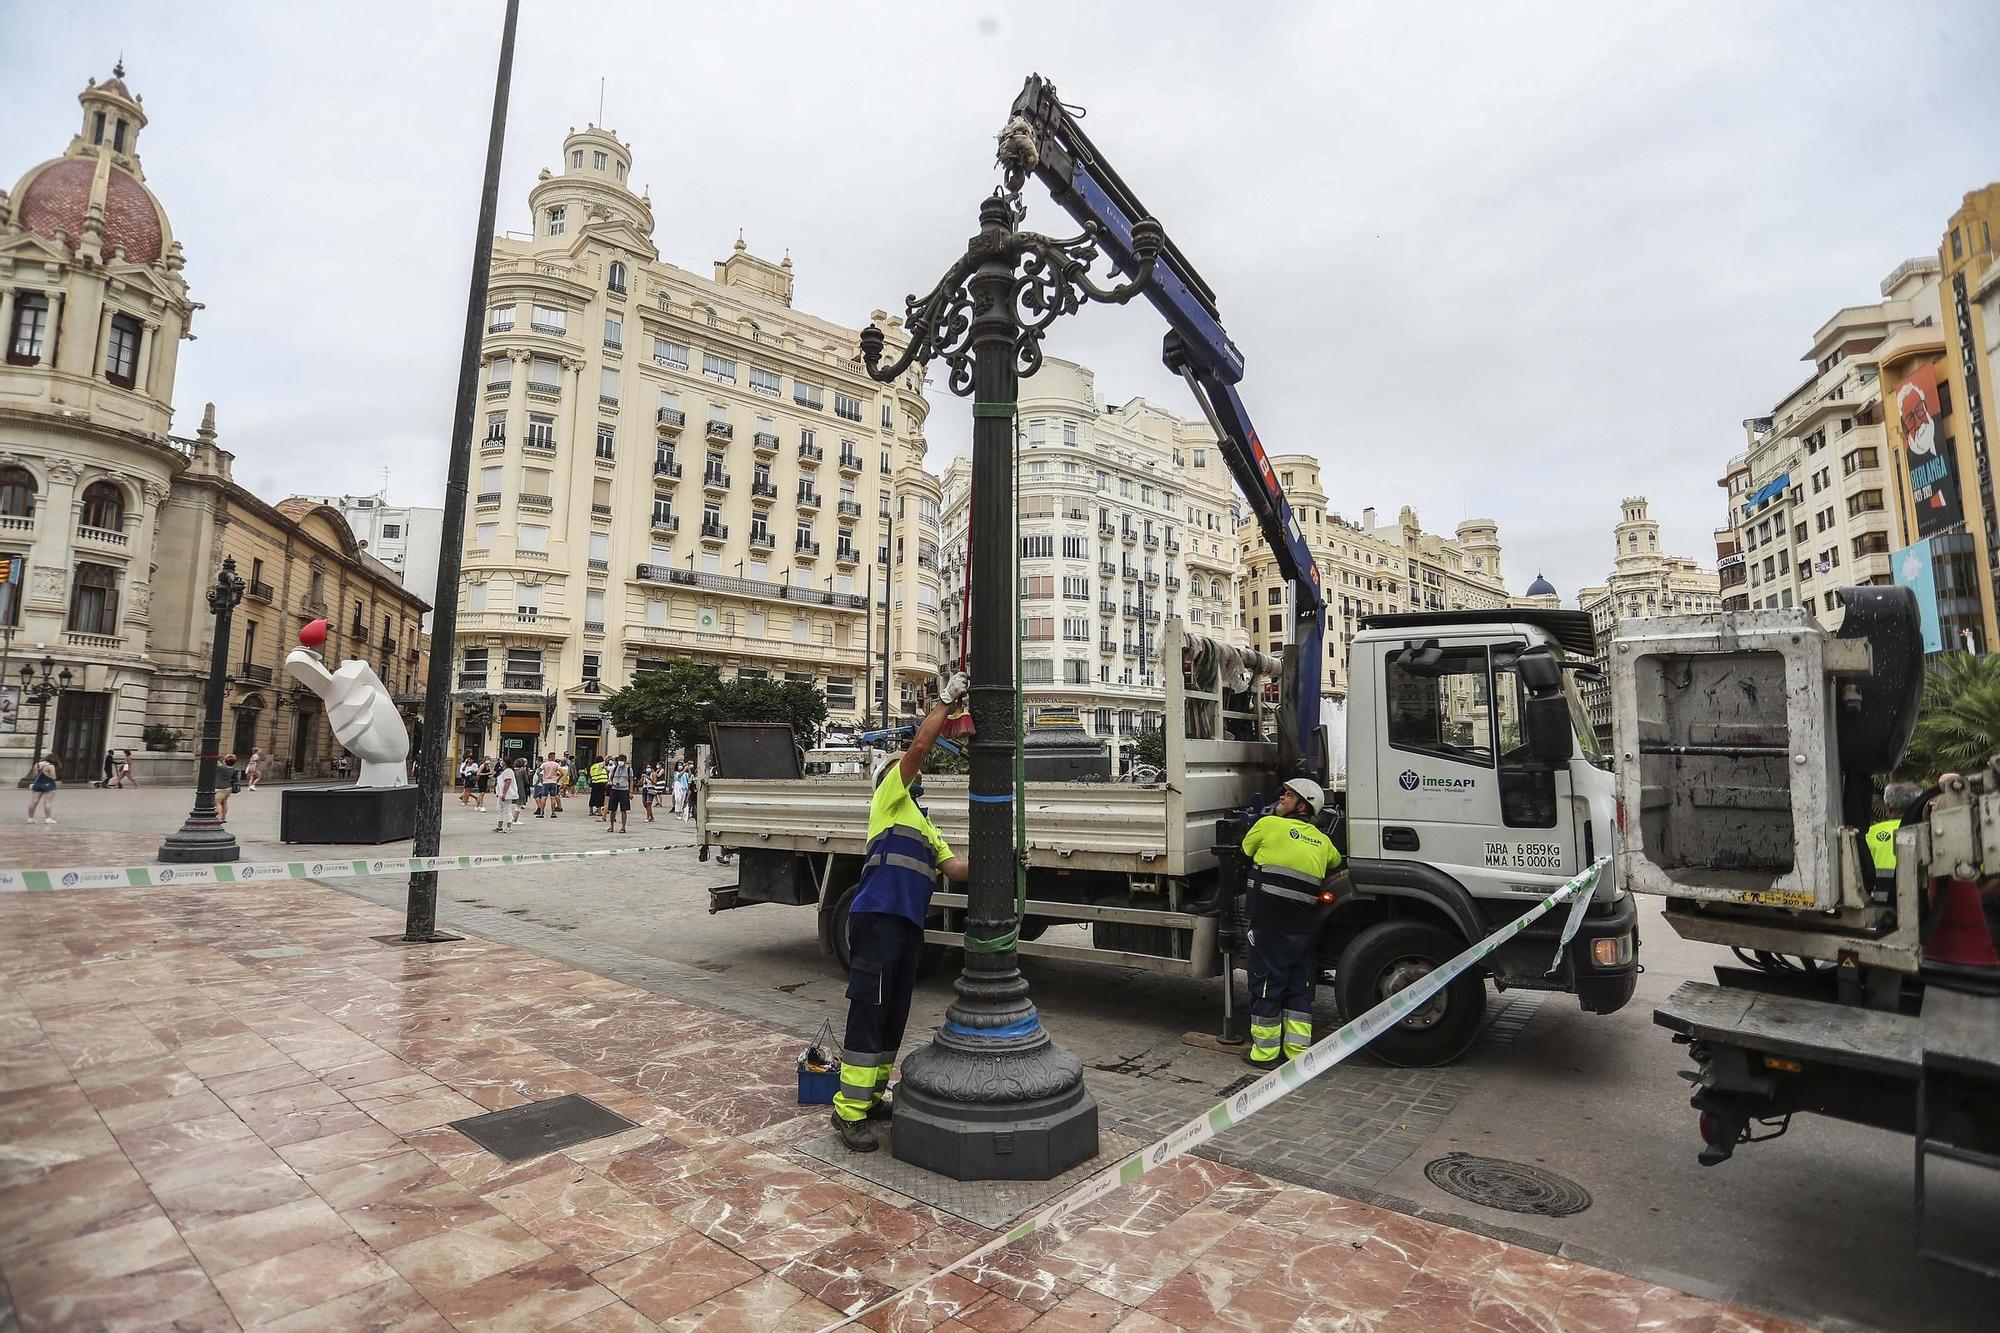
[1242,814,1341,905]
[849,766,954,926]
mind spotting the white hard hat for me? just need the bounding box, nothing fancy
[1283,778,1325,817]
[874,752,905,786]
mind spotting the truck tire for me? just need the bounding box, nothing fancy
[828,881,950,979]
[1334,920,1486,1067]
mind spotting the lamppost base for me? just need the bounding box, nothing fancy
[890,1033,1098,1181]
[157,823,241,864]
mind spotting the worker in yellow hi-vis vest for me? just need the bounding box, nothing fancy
[1243,778,1341,1068]
[1867,782,1921,899]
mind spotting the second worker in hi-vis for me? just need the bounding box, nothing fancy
[1243,778,1342,1069]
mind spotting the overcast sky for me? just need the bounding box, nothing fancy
[6,2,1995,600]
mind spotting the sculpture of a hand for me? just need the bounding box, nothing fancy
[285,647,410,788]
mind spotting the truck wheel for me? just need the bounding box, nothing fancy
[1334,921,1486,1067]
[829,881,951,979]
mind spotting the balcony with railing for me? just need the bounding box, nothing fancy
[518,493,554,511]
[799,440,824,465]
[796,487,822,511]
[458,610,571,637]
[0,513,35,536]
[526,379,561,396]
[587,557,609,572]
[1143,534,1159,550]
[502,672,545,691]
[481,431,506,453]
[752,431,780,456]
[1100,638,1116,653]
[76,524,128,549]
[654,454,682,480]
[703,468,731,494]
[700,521,729,543]
[837,450,863,474]
[1122,565,1139,580]
[522,436,557,458]
[1120,527,1137,544]
[1165,537,1181,553]
[749,531,776,551]
[836,542,860,564]
[1099,561,1117,576]
[705,419,734,443]
[239,662,275,685]
[633,563,868,610]
[837,499,862,520]
[655,407,685,434]
[651,513,680,535]
[591,502,613,518]
[1144,572,1160,586]
[247,579,275,604]
[795,538,821,558]
[1165,576,1182,592]
[1099,600,1118,614]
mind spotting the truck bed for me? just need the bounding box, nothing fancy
[1654,980,1921,1078]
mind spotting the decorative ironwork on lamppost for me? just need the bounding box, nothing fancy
[857,136,1162,1181]
[16,655,71,788]
[159,558,245,862]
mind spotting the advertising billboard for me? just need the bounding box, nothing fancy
[1892,538,1945,654]
[1898,365,1963,537]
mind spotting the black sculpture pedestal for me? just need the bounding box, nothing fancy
[281,785,421,845]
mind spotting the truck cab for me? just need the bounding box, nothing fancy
[1314,608,1638,1064]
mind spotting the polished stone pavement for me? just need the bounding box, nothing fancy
[0,876,1808,1331]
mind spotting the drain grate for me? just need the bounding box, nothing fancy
[1422,1153,1591,1217]
[449,1094,637,1162]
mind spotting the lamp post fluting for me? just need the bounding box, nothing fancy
[16,655,71,787]
[159,558,245,863]
[859,145,1161,1180]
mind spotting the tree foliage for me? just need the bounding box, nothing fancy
[599,662,828,755]
[1132,724,1167,771]
[1896,652,2000,783]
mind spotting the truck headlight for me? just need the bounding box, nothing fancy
[1591,933,1633,967]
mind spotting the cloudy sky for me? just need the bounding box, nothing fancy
[6,2,1995,600]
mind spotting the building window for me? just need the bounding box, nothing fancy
[653,338,689,369]
[67,562,119,636]
[882,402,894,429]
[595,422,616,460]
[750,367,781,397]
[594,150,608,171]
[104,314,141,387]
[835,392,863,422]
[599,365,619,405]
[0,467,36,517]
[795,380,824,410]
[607,260,627,295]
[79,481,123,531]
[603,313,622,348]
[487,304,515,333]
[531,305,567,335]
[548,207,566,236]
[526,413,556,449]
[571,149,584,169]
[702,352,737,383]
[381,523,402,540]
[8,293,49,364]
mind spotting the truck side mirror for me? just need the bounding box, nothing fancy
[1524,695,1575,764]
[1395,639,1445,678]
[1516,646,1563,693]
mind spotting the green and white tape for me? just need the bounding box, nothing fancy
[821,857,1612,1331]
[0,843,683,892]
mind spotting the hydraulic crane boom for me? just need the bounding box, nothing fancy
[1008,75,1326,774]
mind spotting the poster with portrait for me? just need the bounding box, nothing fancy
[1899,365,1963,537]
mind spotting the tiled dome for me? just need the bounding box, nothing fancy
[14,156,165,263]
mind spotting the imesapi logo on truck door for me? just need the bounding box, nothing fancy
[1398,769,1476,792]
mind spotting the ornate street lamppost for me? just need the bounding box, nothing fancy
[16,655,71,787]
[160,558,245,862]
[858,141,1162,1180]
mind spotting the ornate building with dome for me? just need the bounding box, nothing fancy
[0,68,429,782]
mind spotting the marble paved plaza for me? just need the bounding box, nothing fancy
[0,875,1808,1330]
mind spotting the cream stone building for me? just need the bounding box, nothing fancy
[935,359,1246,760]
[0,68,429,781]
[1236,454,1510,703]
[1575,497,1722,738]
[461,123,941,766]
[1726,258,1935,627]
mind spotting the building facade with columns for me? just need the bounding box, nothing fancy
[1575,497,1722,739]
[461,123,941,766]
[0,69,430,781]
[1235,454,1510,703]
[934,358,1246,762]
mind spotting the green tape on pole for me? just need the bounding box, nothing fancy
[972,402,1018,417]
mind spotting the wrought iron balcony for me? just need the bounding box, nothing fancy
[1121,528,1137,543]
[837,451,863,473]
[476,491,501,506]
[1099,562,1117,576]
[797,489,822,510]
[795,538,821,557]
[705,420,734,442]
[799,441,824,464]
[703,469,731,493]
[587,558,609,572]
[1100,601,1118,614]
[518,493,553,510]
[836,543,860,564]
[655,407,685,432]
[837,500,862,519]
[591,502,613,517]
[247,579,275,604]
[1144,572,1160,586]
[700,521,728,541]
[751,481,779,501]
[239,663,274,684]
[752,431,780,454]
[1143,535,1160,550]
[651,513,680,534]
[1098,522,1115,537]
[503,672,545,690]
[750,532,776,551]
[654,456,682,479]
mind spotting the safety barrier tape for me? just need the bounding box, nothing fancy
[0,843,686,892]
[820,857,1613,1331]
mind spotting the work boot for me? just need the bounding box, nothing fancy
[865,1096,894,1123]
[1242,1050,1286,1071]
[832,1112,878,1152]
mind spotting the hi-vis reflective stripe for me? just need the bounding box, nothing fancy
[817,858,1611,1332]
[0,843,681,892]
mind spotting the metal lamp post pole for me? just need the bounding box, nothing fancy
[403,0,518,942]
[159,559,244,862]
[858,147,1161,1180]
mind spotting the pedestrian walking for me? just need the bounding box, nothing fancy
[672,763,692,820]
[245,748,263,792]
[512,758,531,828]
[493,760,520,832]
[98,749,114,789]
[116,751,135,787]
[215,753,241,823]
[587,758,609,820]
[535,753,562,817]
[640,764,661,823]
[605,754,634,833]
[831,673,970,1152]
[25,754,58,824]
[1241,778,1341,1070]
[477,757,495,812]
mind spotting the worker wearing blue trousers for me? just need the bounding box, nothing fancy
[1243,778,1341,1068]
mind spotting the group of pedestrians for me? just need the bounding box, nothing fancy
[451,751,703,838]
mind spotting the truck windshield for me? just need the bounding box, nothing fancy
[1562,670,1607,763]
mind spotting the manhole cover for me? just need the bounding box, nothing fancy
[449,1094,637,1162]
[1422,1153,1591,1217]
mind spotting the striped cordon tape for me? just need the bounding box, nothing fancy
[818,857,1613,1330]
[0,843,682,892]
